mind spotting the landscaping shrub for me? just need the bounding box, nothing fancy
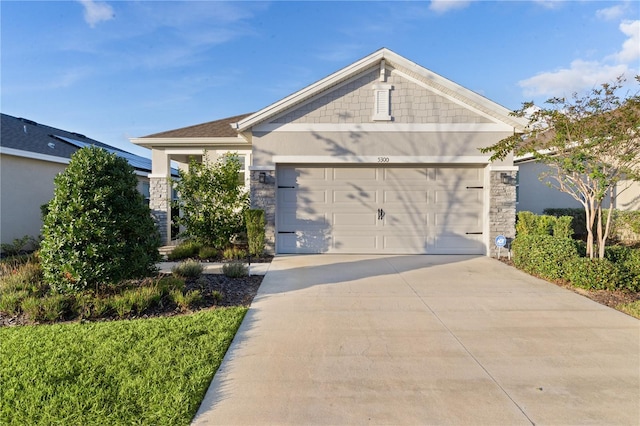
[170,289,202,311]
[512,235,581,280]
[605,246,640,291]
[172,260,204,278]
[552,216,574,239]
[544,208,586,238]
[167,241,202,261]
[172,152,249,248]
[565,258,623,290]
[516,211,573,238]
[223,246,247,260]
[198,246,218,260]
[245,209,265,257]
[222,262,248,278]
[40,147,161,293]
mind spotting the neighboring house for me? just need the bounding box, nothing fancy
[133,48,527,255]
[0,113,157,248]
[515,157,640,214]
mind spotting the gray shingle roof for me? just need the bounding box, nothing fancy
[1,113,153,173]
[140,113,253,138]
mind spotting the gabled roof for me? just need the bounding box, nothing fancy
[235,47,527,132]
[141,113,253,138]
[0,113,154,174]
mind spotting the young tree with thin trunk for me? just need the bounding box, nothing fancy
[481,76,640,258]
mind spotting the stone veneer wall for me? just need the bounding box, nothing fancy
[149,176,170,245]
[250,170,276,254]
[489,170,517,254]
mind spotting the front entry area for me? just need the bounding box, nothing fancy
[276,165,485,254]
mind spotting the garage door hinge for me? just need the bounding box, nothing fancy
[278,186,295,189]
[466,186,484,189]
[278,231,295,234]
[465,232,483,235]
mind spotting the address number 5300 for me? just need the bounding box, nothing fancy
[377,157,390,163]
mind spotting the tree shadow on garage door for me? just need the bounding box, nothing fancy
[257,254,486,295]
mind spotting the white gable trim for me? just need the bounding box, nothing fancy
[236,48,527,133]
[131,136,249,148]
[253,122,514,133]
[390,68,514,127]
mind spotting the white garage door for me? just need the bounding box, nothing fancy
[277,165,485,254]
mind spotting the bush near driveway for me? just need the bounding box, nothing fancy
[512,234,640,292]
[0,308,247,426]
[40,146,160,293]
[512,235,583,281]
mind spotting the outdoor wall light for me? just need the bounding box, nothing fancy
[501,173,516,185]
[259,172,266,183]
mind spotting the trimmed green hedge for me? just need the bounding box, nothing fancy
[544,208,640,242]
[512,234,640,291]
[516,211,573,239]
[512,235,581,281]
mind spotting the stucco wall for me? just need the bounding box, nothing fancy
[616,180,640,210]
[1,154,150,249]
[0,154,63,246]
[516,161,582,214]
[252,131,513,165]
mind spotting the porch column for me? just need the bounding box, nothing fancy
[149,149,172,245]
[250,167,276,254]
[489,168,517,254]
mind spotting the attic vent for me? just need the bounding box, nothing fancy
[48,142,55,149]
[372,83,393,121]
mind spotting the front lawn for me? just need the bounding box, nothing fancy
[0,308,246,425]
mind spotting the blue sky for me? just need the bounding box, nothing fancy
[2,0,639,158]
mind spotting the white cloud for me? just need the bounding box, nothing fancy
[77,0,114,28]
[429,0,473,14]
[519,60,629,98]
[596,4,626,21]
[532,0,565,10]
[613,20,640,63]
[519,19,640,98]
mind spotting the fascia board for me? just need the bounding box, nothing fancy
[236,49,387,131]
[0,146,150,176]
[130,137,250,148]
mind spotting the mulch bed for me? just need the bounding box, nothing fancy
[0,273,264,328]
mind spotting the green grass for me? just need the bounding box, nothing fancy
[616,301,640,319]
[0,308,247,425]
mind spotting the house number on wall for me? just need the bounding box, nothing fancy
[377,157,390,163]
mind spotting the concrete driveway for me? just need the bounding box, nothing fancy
[192,255,640,425]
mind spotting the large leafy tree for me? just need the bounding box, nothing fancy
[172,152,249,248]
[481,76,640,258]
[41,147,161,293]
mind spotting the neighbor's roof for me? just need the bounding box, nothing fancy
[0,113,154,173]
[140,113,253,138]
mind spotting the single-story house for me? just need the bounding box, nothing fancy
[132,48,527,255]
[515,157,640,214]
[0,113,161,249]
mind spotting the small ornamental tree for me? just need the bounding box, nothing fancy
[481,76,640,258]
[172,152,249,248]
[41,147,161,293]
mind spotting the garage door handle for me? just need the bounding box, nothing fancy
[378,209,385,220]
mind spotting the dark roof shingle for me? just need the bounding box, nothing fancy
[141,113,253,138]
